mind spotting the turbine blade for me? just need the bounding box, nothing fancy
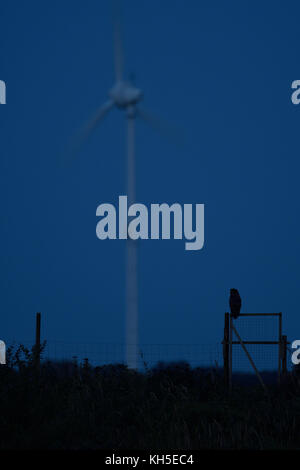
[136,107,184,147]
[112,0,124,81]
[65,100,114,161]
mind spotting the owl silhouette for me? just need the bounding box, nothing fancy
[229,288,241,319]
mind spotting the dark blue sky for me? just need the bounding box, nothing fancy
[1,1,299,359]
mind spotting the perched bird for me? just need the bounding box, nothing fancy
[229,288,241,319]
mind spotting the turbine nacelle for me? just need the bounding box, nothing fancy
[109,80,143,109]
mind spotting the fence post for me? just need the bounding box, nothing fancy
[223,313,229,389]
[35,312,41,369]
[229,314,233,392]
[282,335,287,377]
[278,312,282,384]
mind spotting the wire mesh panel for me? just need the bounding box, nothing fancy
[232,342,279,373]
[138,343,222,370]
[232,314,280,343]
[5,339,222,370]
[230,314,282,373]
[43,341,125,366]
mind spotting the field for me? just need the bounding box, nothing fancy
[0,344,299,450]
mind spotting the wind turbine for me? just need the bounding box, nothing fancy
[71,2,176,370]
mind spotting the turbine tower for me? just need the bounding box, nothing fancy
[112,2,140,369]
[71,1,178,369]
[73,2,144,369]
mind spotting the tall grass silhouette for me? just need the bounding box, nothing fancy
[0,343,299,449]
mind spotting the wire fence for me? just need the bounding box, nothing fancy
[232,315,280,343]
[5,337,292,372]
[6,340,222,370]
[230,314,290,373]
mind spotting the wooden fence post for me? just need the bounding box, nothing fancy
[278,312,282,384]
[282,335,287,377]
[229,314,233,392]
[35,312,41,369]
[223,313,229,389]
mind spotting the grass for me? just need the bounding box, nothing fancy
[0,344,299,449]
